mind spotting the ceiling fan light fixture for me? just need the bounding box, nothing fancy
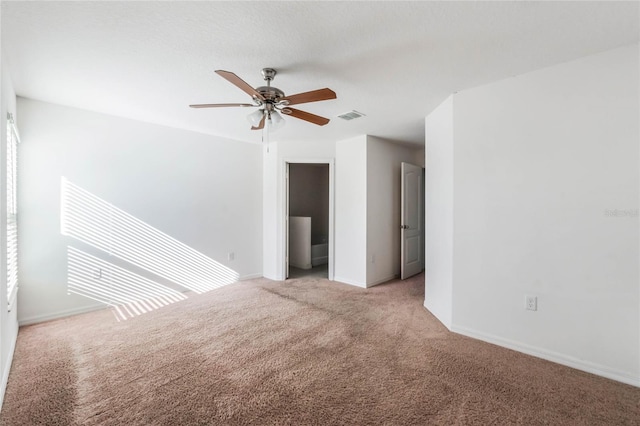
[268,110,285,131]
[247,109,265,126]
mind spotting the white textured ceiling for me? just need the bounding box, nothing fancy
[1,1,638,146]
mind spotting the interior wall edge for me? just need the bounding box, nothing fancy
[423,300,453,331]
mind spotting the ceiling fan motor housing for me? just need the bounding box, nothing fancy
[255,86,285,102]
[256,68,286,104]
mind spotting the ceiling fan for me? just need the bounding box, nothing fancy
[190,68,336,131]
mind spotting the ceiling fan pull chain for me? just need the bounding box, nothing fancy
[262,128,270,153]
[266,123,271,152]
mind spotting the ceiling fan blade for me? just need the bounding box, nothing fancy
[280,88,336,106]
[251,115,266,131]
[189,103,256,108]
[215,70,265,101]
[282,107,330,126]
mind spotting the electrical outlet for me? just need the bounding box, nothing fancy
[525,295,537,311]
[94,268,102,279]
[228,252,235,261]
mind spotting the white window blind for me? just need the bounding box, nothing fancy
[7,113,19,310]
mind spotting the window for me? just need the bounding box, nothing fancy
[7,113,19,310]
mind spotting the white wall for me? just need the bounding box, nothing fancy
[17,98,263,324]
[333,135,422,287]
[426,44,639,386]
[334,135,368,286]
[424,96,454,329]
[0,53,19,410]
[366,136,419,286]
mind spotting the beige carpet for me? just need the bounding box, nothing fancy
[1,273,638,425]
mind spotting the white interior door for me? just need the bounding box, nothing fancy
[401,162,423,279]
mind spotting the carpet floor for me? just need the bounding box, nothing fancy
[1,273,638,425]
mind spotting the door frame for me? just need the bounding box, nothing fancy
[281,158,335,281]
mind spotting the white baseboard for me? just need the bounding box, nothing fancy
[19,304,105,326]
[262,273,283,281]
[451,324,640,388]
[19,276,265,325]
[239,273,263,281]
[333,276,367,288]
[18,276,263,327]
[366,274,397,288]
[334,275,397,289]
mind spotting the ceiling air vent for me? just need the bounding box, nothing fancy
[337,110,366,121]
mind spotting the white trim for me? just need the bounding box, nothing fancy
[262,273,280,281]
[18,303,104,326]
[366,274,397,288]
[451,324,640,388]
[239,273,263,281]
[333,276,367,288]
[281,158,335,282]
[18,275,262,325]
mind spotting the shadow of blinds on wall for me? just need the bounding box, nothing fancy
[60,177,239,294]
[6,114,20,311]
[67,246,187,321]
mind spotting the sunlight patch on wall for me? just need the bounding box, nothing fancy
[68,246,187,321]
[61,177,239,294]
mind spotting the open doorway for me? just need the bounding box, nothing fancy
[286,162,331,279]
